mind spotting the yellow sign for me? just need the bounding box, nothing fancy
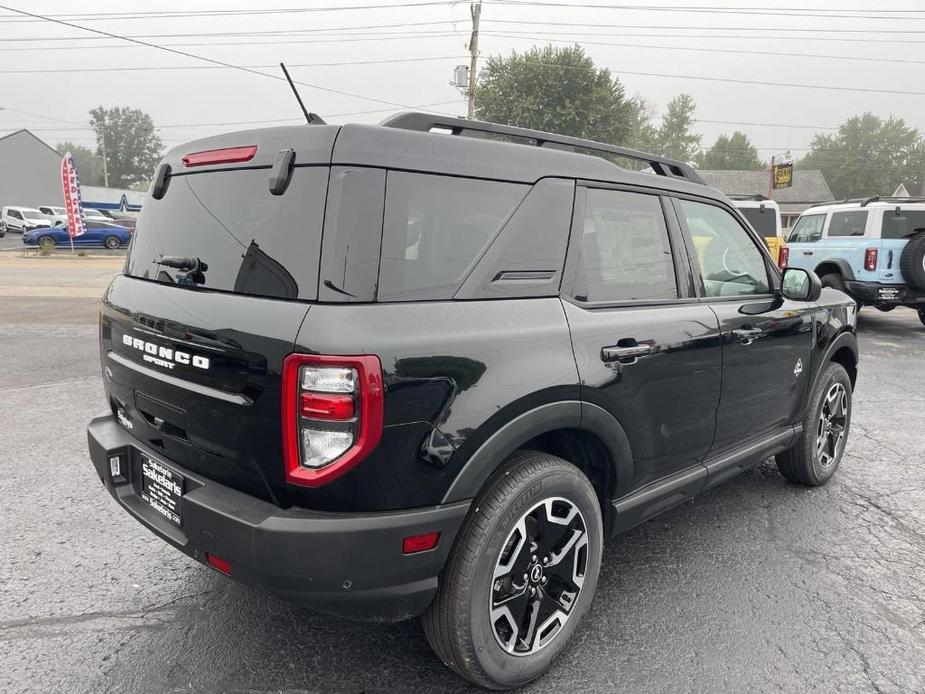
[772,161,793,189]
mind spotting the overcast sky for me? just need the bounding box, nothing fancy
[1,0,924,162]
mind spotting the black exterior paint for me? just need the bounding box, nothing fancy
[89,118,858,620]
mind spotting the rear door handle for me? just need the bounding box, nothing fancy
[732,327,763,345]
[601,341,653,363]
[802,251,814,256]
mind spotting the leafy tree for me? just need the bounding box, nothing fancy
[800,113,925,198]
[89,106,163,188]
[697,131,765,170]
[647,94,701,162]
[55,142,103,186]
[475,45,639,146]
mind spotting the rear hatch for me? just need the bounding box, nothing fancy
[100,126,338,505]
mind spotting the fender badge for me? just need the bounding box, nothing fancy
[794,359,803,378]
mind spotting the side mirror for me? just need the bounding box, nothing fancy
[781,267,822,302]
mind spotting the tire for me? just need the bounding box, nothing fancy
[104,235,121,249]
[918,308,925,328]
[37,235,55,249]
[899,232,925,290]
[776,362,852,486]
[820,273,859,308]
[423,451,603,690]
[875,305,896,312]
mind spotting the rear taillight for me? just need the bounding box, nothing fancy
[778,245,789,269]
[864,247,878,271]
[182,145,257,168]
[281,354,383,487]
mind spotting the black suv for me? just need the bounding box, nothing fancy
[87,113,858,690]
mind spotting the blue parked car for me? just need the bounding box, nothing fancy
[783,195,925,327]
[22,222,132,250]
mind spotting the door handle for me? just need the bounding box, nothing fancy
[802,251,814,256]
[601,340,653,364]
[732,327,762,345]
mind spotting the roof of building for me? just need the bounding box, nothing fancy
[0,129,62,158]
[698,169,835,205]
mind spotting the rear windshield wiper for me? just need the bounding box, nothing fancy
[156,256,209,285]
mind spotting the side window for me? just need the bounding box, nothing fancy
[678,199,772,298]
[378,172,527,301]
[827,210,868,237]
[881,209,925,240]
[787,214,825,243]
[10,210,22,220]
[572,189,677,303]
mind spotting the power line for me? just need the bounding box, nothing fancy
[0,4,446,113]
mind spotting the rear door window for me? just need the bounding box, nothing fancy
[827,210,868,237]
[570,189,678,303]
[788,214,825,243]
[377,172,528,301]
[881,209,925,239]
[126,167,328,300]
[739,207,777,237]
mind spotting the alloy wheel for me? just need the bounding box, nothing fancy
[489,497,589,656]
[815,382,848,468]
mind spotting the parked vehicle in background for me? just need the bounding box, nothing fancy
[94,208,138,232]
[1,206,53,234]
[86,113,858,690]
[22,223,131,249]
[783,196,925,326]
[82,208,116,225]
[730,194,784,264]
[38,205,68,226]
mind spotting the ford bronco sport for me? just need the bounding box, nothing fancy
[783,196,925,325]
[87,113,859,690]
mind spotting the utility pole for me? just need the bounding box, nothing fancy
[99,114,110,188]
[467,0,481,119]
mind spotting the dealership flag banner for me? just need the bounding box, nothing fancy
[60,152,87,244]
[772,159,794,190]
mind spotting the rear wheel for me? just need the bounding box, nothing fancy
[776,362,852,486]
[104,235,121,249]
[38,235,55,249]
[875,305,896,312]
[424,451,603,690]
[820,273,859,309]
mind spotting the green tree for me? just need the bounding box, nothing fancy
[89,106,163,188]
[55,142,103,186]
[475,45,639,146]
[697,131,764,170]
[800,113,925,198]
[648,94,701,162]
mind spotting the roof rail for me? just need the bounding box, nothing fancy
[860,195,925,207]
[379,112,705,185]
[728,193,771,201]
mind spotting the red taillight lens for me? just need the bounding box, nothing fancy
[403,532,441,554]
[182,145,257,168]
[778,245,790,269]
[281,354,383,488]
[300,392,355,420]
[864,247,878,271]
[206,553,232,575]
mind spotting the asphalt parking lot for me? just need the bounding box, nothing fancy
[2,279,924,693]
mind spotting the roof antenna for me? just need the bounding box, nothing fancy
[280,62,325,125]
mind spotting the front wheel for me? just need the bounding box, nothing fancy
[37,235,55,249]
[103,235,121,249]
[776,362,852,486]
[424,451,603,690]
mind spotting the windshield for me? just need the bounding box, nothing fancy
[22,210,46,221]
[738,207,778,237]
[126,167,327,301]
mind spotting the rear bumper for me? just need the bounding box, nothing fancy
[87,413,469,622]
[844,280,925,306]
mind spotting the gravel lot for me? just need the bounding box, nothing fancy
[1,289,924,694]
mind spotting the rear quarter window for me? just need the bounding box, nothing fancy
[881,209,925,240]
[377,172,528,301]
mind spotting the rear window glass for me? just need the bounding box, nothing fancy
[126,167,327,300]
[738,206,777,237]
[827,210,868,237]
[378,172,528,301]
[881,209,925,239]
